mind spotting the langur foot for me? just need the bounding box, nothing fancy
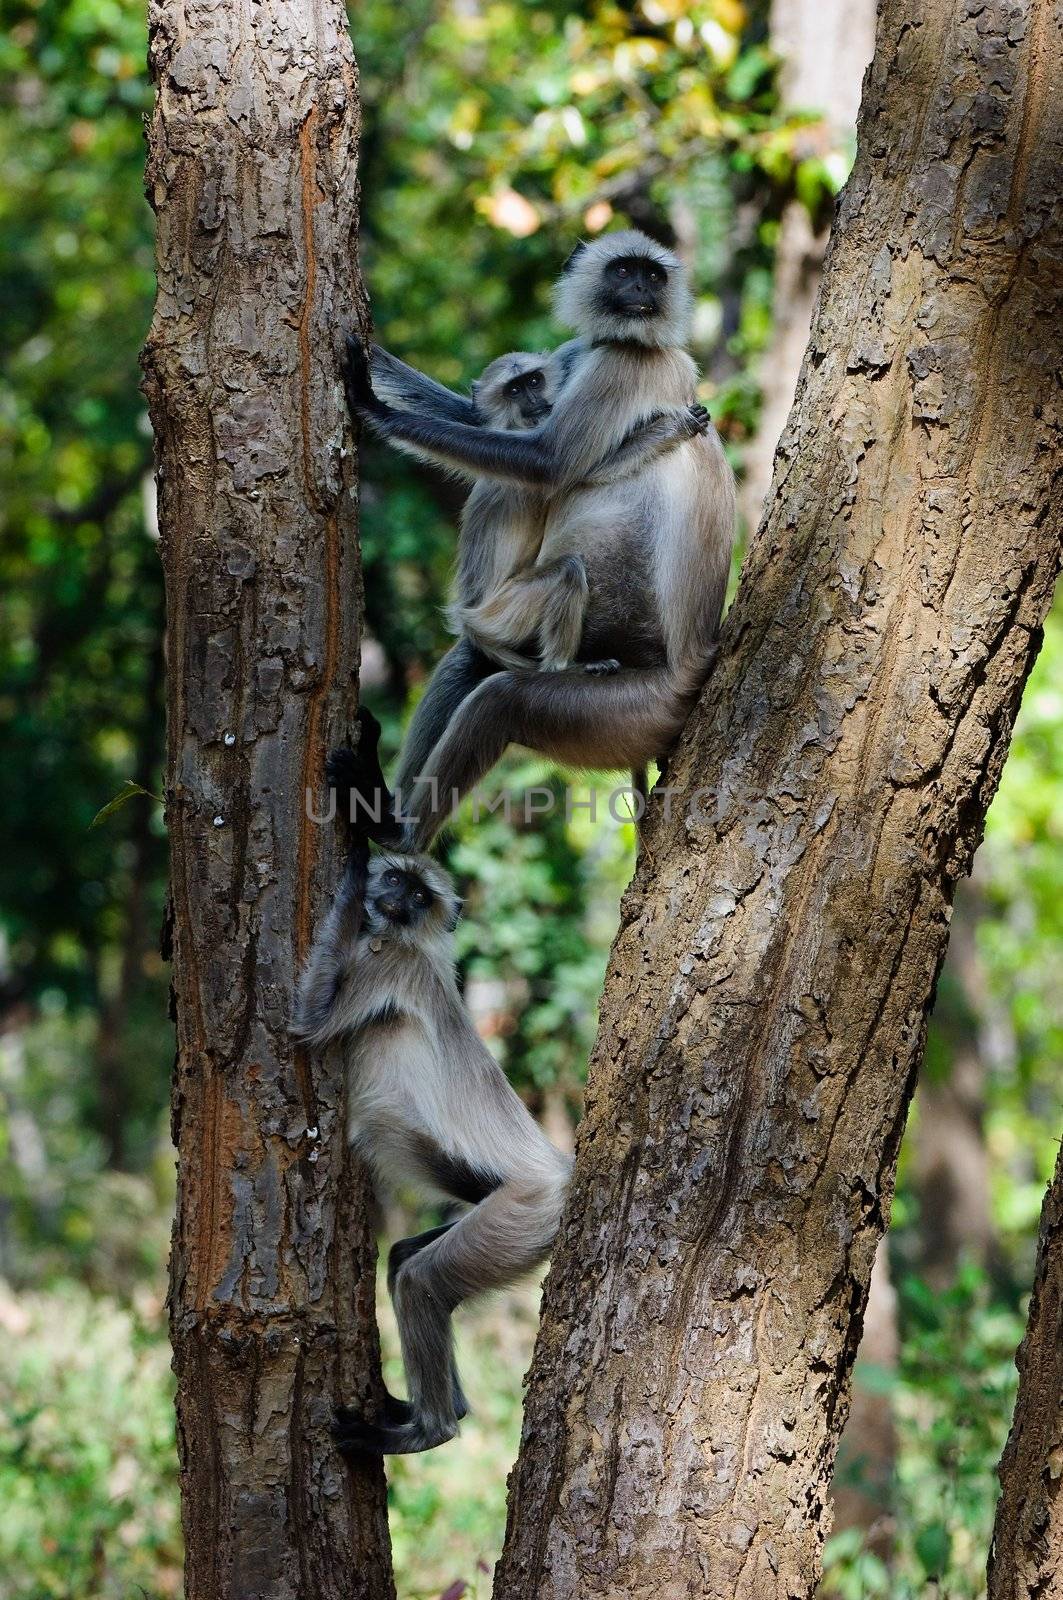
[333,1404,457,1457]
[334,1395,414,1431]
[379,1389,468,1425]
[381,1392,414,1425]
[584,658,621,676]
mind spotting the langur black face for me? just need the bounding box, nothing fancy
[555,231,689,348]
[372,864,436,927]
[475,354,555,431]
[598,254,668,323]
[365,854,462,938]
[503,366,550,426]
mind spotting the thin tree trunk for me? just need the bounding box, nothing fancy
[94,615,165,1168]
[142,5,393,1596]
[914,878,1011,1284]
[739,0,876,532]
[827,1244,898,1566]
[495,2,1062,1596]
[988,1141,1063,1600]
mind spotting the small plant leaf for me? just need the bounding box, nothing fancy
[90,781,161,830]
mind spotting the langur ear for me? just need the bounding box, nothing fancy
[444,898,463,932]
[561,241,588,274]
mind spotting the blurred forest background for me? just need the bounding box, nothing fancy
[0,2,1059,1597]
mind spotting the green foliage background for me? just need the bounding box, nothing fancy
[0,2,1059,1597]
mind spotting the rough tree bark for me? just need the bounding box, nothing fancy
[142,5,393,1597]
[988,1141,1063,1600]
[751,6,897,1560]
[495,2,1062,1596]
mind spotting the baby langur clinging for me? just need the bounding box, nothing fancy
[346,229,736,850]
[292,720,571,1456]
[369,343,709,803]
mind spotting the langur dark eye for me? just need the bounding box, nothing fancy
[506,382,521,396]
[413,889,429,907]
[649,267,664,284]
[385,870,400,886]
[615,263,629,276]
[529,371,543,387]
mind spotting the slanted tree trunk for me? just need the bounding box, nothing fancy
[754,4,898,1559]
[142,4,393,1596]
[989,1142,1063,1600]
[495,3,1062,1596]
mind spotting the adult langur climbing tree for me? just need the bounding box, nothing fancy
[142,3,393,1595]
[495,2,1062,1597]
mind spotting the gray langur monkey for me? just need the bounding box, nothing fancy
[369,343,711,801]
[345,229,736,850]
[292,722,571,1456]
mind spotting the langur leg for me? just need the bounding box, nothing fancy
[406,666,694,849]
[537,556,590,671]
[461,556,588,672]
[335,1221,462,1433]
[377,1223,465,1424]
[393,638,499,795]
[334,1173,568,1456]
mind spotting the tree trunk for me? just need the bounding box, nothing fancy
[93,616,165,1168]
[914,878,1011,1284]
[142,5,393,1597]
[989,1141,1063,1600]
[826,1243,898,1566]
[495,3,1062,1596]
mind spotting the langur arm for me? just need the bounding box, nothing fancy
[582,405,712,487]
[291,713,401,1042]
[290,843,367,1044]
[370,346,481,426]
[345,336,562,489]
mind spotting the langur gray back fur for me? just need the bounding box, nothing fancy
[293,846,571,1456]
[347,228,735,848]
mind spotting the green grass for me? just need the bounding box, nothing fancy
[0,1279,181,1600]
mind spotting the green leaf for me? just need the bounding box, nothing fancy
[89,780,160,830]
[914,1522,952,1577]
